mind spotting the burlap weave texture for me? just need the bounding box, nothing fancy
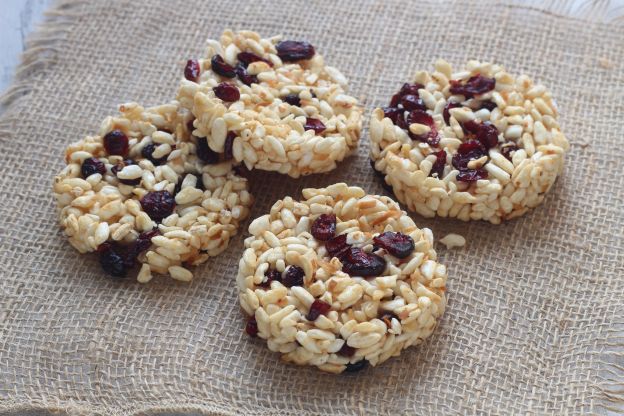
[0,1,622,414]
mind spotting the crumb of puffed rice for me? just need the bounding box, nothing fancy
[439,233,466,249]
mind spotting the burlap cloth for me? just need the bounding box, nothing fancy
[0,0,622,414]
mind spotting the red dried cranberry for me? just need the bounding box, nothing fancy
[245,315,258,337]
[479,100,497,111]
[213,82,240,102]
[98,244,127,278]
[345,360,368,373]
[140,190,175,222]
[443,102,461,125]
[389,93,402,108]
[456,169,488,182]
[306,299,331,321]
[338,343,356,357]
[276,40,315,62]
[501,143,519,160]
[406,110,439,146]
[282,265,305,287]
[111,159,140,186]
[399,83,424,97]
[223,132,235,160]
[122,228,160,268]
[304,118,326,134]
[430,150,447,178]
[234,63,258,86]
[195,136,219,164]
[283,94,301,106]
[259,268,282,288]
[449,74,495,98]
[341,247,386,277]
[401,94,426,111]
[373,231,415,259]
[237,51,273,67]
[326,234,350,259]
[141,143,167,166]
[462,119,481,135]
[103,129,129,156]
[476,122,499,149]
[311,213,336,241]
[382,107,402,124]
[184,59,201,82]
[81,157,105,178]
[210,54,236,78]
[457,139,486,156]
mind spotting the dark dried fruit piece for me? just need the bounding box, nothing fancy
[111,159,140,186]
[282,265,305,287]
[311,213,336,241]
[443,102,461,125]
[213,82,240,102]
[456,169,488,182]
[223,132,236,160]
[449,74,495,98]
[259,268,282,288]
[452,140,487,171]
[276,40,315,62]
[195,137,219,164]
[430,150,447,178]
[141,143,167,166]
[501,143,518,161]
[325,234,350,259]
[463,120,499,149]
[337,343,356,357]
[406,110,439,146]
[140,190,175,222]
[237,51,273,67]
[103,129,129,156]
[122,228,160,269]
[283,93,301,106]
[184,59,201,82]
[234,63,258,86]
[345,360,368,373]
[210,54,236,78]
[382,107,402,124]
[341,247,386,277]
[81,157,105,178]
[373,231,415,259]
[98,244,127,278]
[479,100,497,111]
[245,315,258,337]
[401,94,426,111]
[399,83,424,97]
[304,118,326,134]
[306,299,331,321]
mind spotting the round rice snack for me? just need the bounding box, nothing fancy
[369,59,570,224]
[177,29,362,178]
[53,101,253,283]
[237,183,447,374]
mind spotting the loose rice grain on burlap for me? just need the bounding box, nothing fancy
[0,1,622,415]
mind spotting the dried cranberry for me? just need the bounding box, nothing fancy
[345,360,368,373]
[99,245,127,278]
[184,59,201,82]
[337,343,356,357]
[237,51,273,67]
[103,129,129,156]
[259,268,282,288]
[223,132,235,160]
[306,299,331,321]
[311,213,336,241]
[401,94,426,111]
[341,247,386,277]
[141,143,167,166]
[430,150,447,178]
[443,102,461,125]
[456,169,488,182]
[282,265,305,287]
[452,140,487,171]
[501,143,518,161]
[245,315,258,337]
[325,234,350,259]
[304,118,326,134]
[234,63,258,86]
[389,93,402,108]
[399,83,424,97]
[462,119,481,135]
[210,54,236,78]
[406,110,439,146]
[449,74,495,98]
[276,40,315,62]
[382,107,402,124]
[479,100,497,111]
[81,157,105,178]
[283,93,301,106]
[476,122,499,149]
[111,159,140,186]
[122,228,160,268]
[213,82,240,102]
[140,190,175,222]
[195,136,219,164]
[373,231,415,259]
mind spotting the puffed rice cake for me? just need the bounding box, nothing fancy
[237,183,447,373]
[369,59,569,223]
